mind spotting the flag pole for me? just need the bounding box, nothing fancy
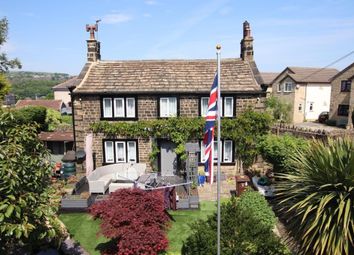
[216,44,221,255]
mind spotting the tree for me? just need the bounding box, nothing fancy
[0,17,21,100]
[275,138,354,255]
[0,111,65,253]
[265,96,292,123]
[12,106,48,131]
[90,188,170,255]
[182,190,290,255]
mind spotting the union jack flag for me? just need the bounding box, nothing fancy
[203,74,218,184]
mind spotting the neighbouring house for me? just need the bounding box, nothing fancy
[260,72,279,95]
[15,99,66,113]
[329,62,354,128]
[271,67,338,123]
[39,131,74,162]
[71,21,265,177]
[53,76,77,114]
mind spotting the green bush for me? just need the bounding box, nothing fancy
[0,111,65,253]
[12,106,48,131]
[325,119,336,126]
[259,134,309,174]
[181,190,289,255]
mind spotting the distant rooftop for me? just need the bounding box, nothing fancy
[284,67,339,83]
[260,72,279,85]
[53,76,78,91]
[15,99,63,111]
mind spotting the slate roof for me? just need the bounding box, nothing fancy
[15,99,64,111]
[260,72,279,85]
[74,59,263,94]
[281,67,338,83]
[53,76,78,91]
[39,131,74,142]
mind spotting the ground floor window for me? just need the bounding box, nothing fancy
[199,140,234,163]
[104,140,138,164]
[338,104,349,116]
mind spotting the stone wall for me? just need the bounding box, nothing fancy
[73,93,265,170]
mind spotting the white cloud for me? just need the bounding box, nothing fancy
[145,0,157,5]
[102,13,133,24]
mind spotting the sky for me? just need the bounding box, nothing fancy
[1,0,354,75]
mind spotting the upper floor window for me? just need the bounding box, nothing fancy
[284,82,294,92]
[200,96,234,117]
[338,104,349,116]
[341,80,351,92]
[102,97,136,119]
[160,97,177,117]
[104,140,137,164]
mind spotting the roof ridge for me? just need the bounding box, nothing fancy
[98,58,242,63]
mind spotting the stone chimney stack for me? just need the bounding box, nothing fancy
[240,21,254,61]
[86,22,101,62]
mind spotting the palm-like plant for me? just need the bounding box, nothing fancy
[275,138,354,255]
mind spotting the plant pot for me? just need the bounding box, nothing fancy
[198,175,205,186]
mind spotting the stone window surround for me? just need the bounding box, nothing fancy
[284,81,294,92]
[103,139,139,164]
[100,96,138,120]
[199,95,236,118]
[199,139,234,165]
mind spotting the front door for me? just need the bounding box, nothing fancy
[159,140,177,176]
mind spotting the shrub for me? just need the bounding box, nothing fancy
[182,190,289,255]
[258,134,309,174]
[275,138,354,255]
[325,119,336,126]
[90,188,170,255]
[0,111,65,253]
[12,106,48,131]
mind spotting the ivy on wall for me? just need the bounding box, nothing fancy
[90,110,273,169]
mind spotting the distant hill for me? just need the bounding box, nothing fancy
[6,71,71,99]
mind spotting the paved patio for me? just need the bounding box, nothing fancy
[294,122,344,132]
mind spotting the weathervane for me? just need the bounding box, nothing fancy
[86,19,101,40]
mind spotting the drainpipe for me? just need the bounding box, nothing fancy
[68,86,76,151]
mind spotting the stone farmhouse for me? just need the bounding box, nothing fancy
[270,67,338,123]
[70,21,266,177]
[329,62,354,128]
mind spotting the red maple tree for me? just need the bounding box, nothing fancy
[90,188,170,255]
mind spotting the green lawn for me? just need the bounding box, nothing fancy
[59,201,219,255]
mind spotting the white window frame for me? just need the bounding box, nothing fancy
[103,98,113,118]
[201,97,209,117]
[277,83,282,92]
[284,82,293,92]
[102,97,136,118]
[223,140,233,163]
[104,141,114,163]
[114,98,125,117]
[200,140,233,163]
[115,141,126,163]
[200,141,206,163]
[126,98,136,118]
[127,141,137,163]
[224,97,234,117]
[160,97,177,117]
